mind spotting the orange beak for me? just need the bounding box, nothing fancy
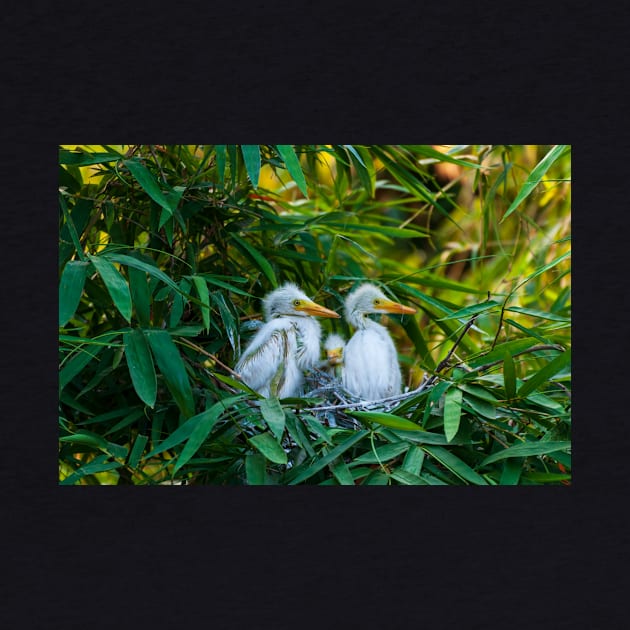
[298,300,341,318]
[378,298,417,315]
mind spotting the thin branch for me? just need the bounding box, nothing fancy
[435,315,477,373]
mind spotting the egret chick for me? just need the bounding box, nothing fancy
[342,283,416,401]
[235,283,340,398]
[322,332,345,379]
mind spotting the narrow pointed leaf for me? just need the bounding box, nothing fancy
[106,253,181,293]
[230,233,278,287]
[352,442,410,464]
[59,260,89,326]
[128,434,149,469]
[443,386,463,442]
[288,430,369,485]
[124,329,157,407]
[146,329,195,417]
[260,397,286,441]
[439,300,501,320]
[503,351,516,400]
[245,453,267,485]
[240,145,261,189]
[173,397,241,473]
[191,276,211,332]
[249,431,288,465]
[480,441,571,467]
[518,348,571,398]
[128,265,151,327]
[502,145,569,221]
[421,445,488,485]
[88,254,132,322]
[124,158,176,214]
[276,145,308,197]
[348,410,424,431]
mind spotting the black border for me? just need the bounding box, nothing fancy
[4,1,626,627]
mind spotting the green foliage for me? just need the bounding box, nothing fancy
[59,144,571,485]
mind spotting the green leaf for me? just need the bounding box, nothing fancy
[215,145,226,188]
[439,300,501,320]
[499,457,523,485]
[348,410,424,431]
[407,145,483,170]
[330,460,355,485]
[128,265,152,327]
[173,397,242,473]
[480,440,571,467]
[517,348,571,398]
[230,234,278,287]
[401,445,425,475]
[59,149,122,166]
[352,441,410,464]
[146,329,195,417]
[88,254,132,322]
[260,397,286,441]
[276,145,308,197]
[59,261,89,326]
[443,387,463,442]
[240,145,261,188]
[123,158,177,215]
[128,434,149,469]
[287,430,369,484]
[246,453,267,485]
[249,431,288,465]
[191,276,211,333]
[390,469,428,485]
[106,253,181,294]
[124,329,157,407]
[502,145,569,221]
[503,351,516,400]
[421,445,488,485]
[59,332,119,391]
[145,394,246,458]
[505,306,570,322]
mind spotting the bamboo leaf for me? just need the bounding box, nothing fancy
[348,410,424,431]
[421,445,488,485]
[287,430,369,484]
[480,441,571,467]
[443,386,463,442]
[230,234,278,287]
[191,276,211,333]
[260,397,286,441]
[88,254,132,322]
[173,397,243,473]
[146,329,195,417]
[502,145,569,221]
[59,261,89,326]
[241,145,261,188]
[351,441,410,464]
[249,431,288,465]
[124,329,157,407]
[276,145,308,197]
[123,158,177,215]
[245,453,267,485]
[517,348,571,398]
[503,351,516,400]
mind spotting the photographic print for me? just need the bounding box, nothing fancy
[58,145,571,485]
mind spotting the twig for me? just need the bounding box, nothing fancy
[178,338,241,378]
[435,315,478,373]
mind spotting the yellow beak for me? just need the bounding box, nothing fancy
[297,300,341,318]
[326,348,344,365]
[379,298,417,315]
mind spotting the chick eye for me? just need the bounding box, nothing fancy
[373,299,380,305]
[293,299,301,306]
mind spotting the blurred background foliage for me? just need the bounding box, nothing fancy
[59,144,571,485]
